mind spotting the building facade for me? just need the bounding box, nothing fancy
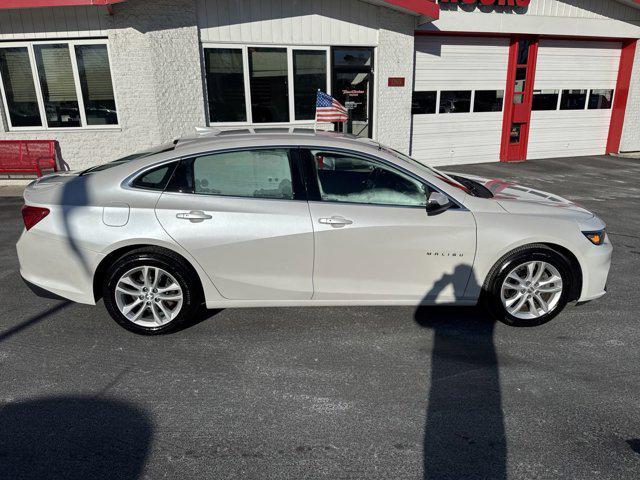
[0,0,638,171]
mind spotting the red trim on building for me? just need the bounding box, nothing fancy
[500,39,519,162]
[0,0,124,8]
[415,30,633,42]
[382,0,439,20]
[606,39,637,154]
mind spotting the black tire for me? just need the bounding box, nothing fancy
[102,247,201,335]
[481,244,573,327]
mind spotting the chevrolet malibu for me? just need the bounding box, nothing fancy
[17,130,612,334]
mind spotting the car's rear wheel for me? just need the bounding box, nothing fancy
[103,248,200,334]
[482,245,573,327]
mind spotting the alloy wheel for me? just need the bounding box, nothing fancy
[500,261,563,320]
[114,266,184,328]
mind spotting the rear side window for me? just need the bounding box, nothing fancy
[131,162,177,190]
[192,149,294,200]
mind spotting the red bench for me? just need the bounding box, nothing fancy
[0,140,59,177]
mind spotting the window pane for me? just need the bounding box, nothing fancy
[333,48,372,67]
[412,91,436,114]
[517,40,532,65]
[249,47,289,123]
[560,89,587,110]
[34,44,80,128]
[509,124,522,144]
[532,89,559,111]
[75,44,118,125]
[588,89,614,109]
[132,163,177,190]
[194,149,293,199]
[312,150,428,207]
[439,91,471,113]
[473,90,504,112]
[514,67,526,92]
[204,48,247,123]
[293,50,326,121]
[0,47,42,127]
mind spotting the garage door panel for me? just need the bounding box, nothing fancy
[527,39,620,159]
[412,36,509,166]
[528,111,613,160]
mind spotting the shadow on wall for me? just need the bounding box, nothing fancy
[0,396,153,480]
[415,264,507,480]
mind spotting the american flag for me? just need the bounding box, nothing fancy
[315,91,348,123]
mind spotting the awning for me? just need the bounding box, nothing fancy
[0,0,125,8]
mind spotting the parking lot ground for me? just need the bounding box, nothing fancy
[1,155,640,479]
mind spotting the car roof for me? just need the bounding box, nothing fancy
[171,128,383,157]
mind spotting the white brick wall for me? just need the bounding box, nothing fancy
[0,0,206,171]
[374,9,415,155]
[620,43,640,152]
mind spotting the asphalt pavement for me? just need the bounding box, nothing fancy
[1,155,639,479]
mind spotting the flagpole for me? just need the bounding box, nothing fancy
[314,89,319,133]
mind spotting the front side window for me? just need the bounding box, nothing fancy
[204,48,247,122]
[193,149,294,200]
[311,150,429,207]
[439,91,471,113]
[560,89,587,110]
[0,41,118,130]
[249,47,289,123]
[0,47,42,127]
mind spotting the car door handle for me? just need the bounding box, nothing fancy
[318,216,353,227]
[176,211,212,222]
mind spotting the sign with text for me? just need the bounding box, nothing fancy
[439,0,530,6]
[388,77,406,87]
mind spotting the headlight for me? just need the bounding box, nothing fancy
[583,229,606,245]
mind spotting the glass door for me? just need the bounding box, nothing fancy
[331,47,374,138]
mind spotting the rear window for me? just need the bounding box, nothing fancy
[80,143,176,174]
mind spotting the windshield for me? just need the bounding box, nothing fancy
[80,143,176,175]
[378,145,472,195]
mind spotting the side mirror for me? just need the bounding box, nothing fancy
[426,191,452,216]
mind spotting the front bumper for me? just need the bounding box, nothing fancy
[577,236,612,303]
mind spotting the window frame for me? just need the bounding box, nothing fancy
[0,38,120,132]
[153,146,307,202]
[202,43,331,127]
[411,89,504,115]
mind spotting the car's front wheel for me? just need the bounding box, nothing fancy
[483,245,573,327]
[103,248,200,334]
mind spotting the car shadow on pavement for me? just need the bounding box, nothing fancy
[414,264,507,480]
[0,395,153,480]
[0,301,72,343]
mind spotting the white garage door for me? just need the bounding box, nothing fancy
[411,36,510,166]
[527,40,621,160]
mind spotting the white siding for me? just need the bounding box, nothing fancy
[198,0,381,46]
[527,39,621,159]
[0,6,107,40]
[411,36,510,166]
[534,39,622,90]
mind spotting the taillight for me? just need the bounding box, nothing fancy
[21,205,50,231]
